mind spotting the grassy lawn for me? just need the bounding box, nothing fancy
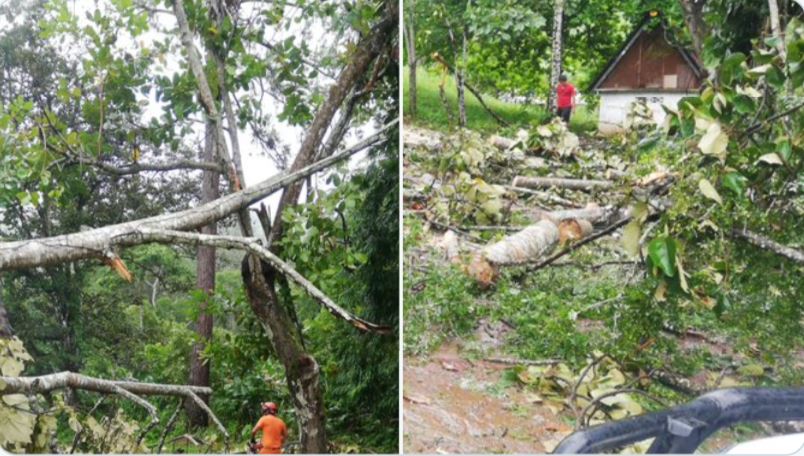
[403,66,597,134]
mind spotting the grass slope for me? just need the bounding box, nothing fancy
[403,66,597,134]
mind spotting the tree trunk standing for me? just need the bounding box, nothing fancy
[404,0,417,117]
[459,27,469,127]
[0,279,12,339]
[242,257,327,453]
[678,0,707,57]
[241,3,397,451]
[446,24,467,128]
[547,0,565,113]
[186,122,219,427]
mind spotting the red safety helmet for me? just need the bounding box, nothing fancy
[261,402,278,414]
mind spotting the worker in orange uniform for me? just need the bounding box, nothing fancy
[250,402,288,454]
[555,74,577,124]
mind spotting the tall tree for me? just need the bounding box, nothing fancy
[547,0,565,112]
[186,122,219,427]
[678,0,708,56]
[405,0,418,117]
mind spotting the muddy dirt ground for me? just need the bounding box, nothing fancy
[403,321,575,454]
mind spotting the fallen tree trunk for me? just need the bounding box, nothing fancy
[527,204,626,225]
[0,371,211,397]
[491,135,517,150]
[732,228,804,264]
[483,219,592,265]
[521,217,632,275]
[512,176,614,191]
[0,371,228,438]
[467,218,592,286]
[111,229,391,334]
[0,122,394,271]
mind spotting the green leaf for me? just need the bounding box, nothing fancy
[698,178,722,205]
[747,64,772,74]
[738,364,765,377]
[698,121,729,158]
[648,237,677,277]
[676,255,689,293]
[622,221,641,257]
[722,173,747,197]
[756,153,783,165]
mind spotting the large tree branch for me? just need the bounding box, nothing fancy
[110,229,392,334]
[86,158,224,175]
[172,0,241,193]
[0,122,395,271]
[269,0,398,249]
[0,371,212,396]
[732,228,804,264]
[512,176,615,191]
[0,371,228,438]
[432,52,509,127]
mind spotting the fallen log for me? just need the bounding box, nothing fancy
[527,204,626,225]
[0,371,229,438]
[504,185,583,208]
[467,218,593,286]
[512,176,614,191]
[490,135,517,150]
[732,228,804,264]
[0,122,395,271]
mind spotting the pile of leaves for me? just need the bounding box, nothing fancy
[513,352,644,426]
[407,130,511,225]
[525,118,581,158]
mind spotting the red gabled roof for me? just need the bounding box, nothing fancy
[590,13,703,92]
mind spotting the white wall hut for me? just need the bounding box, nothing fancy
[590,14,704,134]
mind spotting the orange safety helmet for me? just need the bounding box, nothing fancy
[261,402,278,414]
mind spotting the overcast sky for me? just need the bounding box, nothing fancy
[3,0,376,227]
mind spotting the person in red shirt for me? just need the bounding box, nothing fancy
[250,402,288,454]
[556,74,576,124]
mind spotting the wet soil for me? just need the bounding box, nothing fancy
[403,322,574,454]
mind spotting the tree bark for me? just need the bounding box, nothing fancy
[678,0,708,57]
[446,23,467,128]
[512,176,614,191]
[404,0,417,117]
[732,228,804,264]
[268,2,397,248]
[768,0,786,58]
[0,125,391,271]
[186,123,219,427]
[104,229,391,334]
[245,4,397,451]
[432,53,509,127]
[547,0,565,112]
[457,27,468,128]
[242,257,327,452]
[0,278,12,339]
[467,218,594,286]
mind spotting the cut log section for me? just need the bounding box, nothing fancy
[490,135,517,150]
[483,220,561,265]
[512,176,614,191]
[468,218,593,286]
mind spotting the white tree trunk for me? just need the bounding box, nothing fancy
[547,0,565,112]
[404,0,417,116]
[0,125,392,271]
[512,176,614,191]
[768,0,787,60]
